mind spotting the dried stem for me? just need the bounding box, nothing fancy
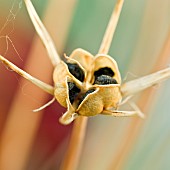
[99,0,124,54]
[24,0,61,66]
[121,67,170,97]
[60,0,124,170]
[60,117,88,170]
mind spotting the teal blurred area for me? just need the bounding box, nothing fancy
[124,81,170,170]
[122,82,170,170]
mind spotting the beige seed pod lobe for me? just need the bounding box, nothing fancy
[77,85,122,116]
[69,48,94,72]
[53,60,83,107]
[76,88,103,116]
[93,54,121,84]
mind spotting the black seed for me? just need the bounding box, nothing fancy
[79,89,95,105]
[68,82,80,104]
[94,67,114,78]
[66,63,85,82]
[94,75,118,85]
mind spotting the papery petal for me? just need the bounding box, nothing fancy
[93,54,121,84]
[69,48,94,71]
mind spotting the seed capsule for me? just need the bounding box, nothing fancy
[53,49,122,124]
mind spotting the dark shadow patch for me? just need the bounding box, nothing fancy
[94,75,117,85]
[68,82,80,104]
[66,63,85,82]
[94,67,114,78]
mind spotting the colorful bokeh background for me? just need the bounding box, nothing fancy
[0,0,170,170]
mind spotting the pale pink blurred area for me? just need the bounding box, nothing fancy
[0,1,73,169]
[0,0,34,134]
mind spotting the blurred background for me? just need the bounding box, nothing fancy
[0,0,170,170]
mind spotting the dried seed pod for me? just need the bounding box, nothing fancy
[53,49,122,123]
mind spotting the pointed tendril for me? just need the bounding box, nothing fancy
[0,55,54,95]
[98,0,124,54]
[24,0,61,66]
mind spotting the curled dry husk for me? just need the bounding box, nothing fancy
[53,48,122,125]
